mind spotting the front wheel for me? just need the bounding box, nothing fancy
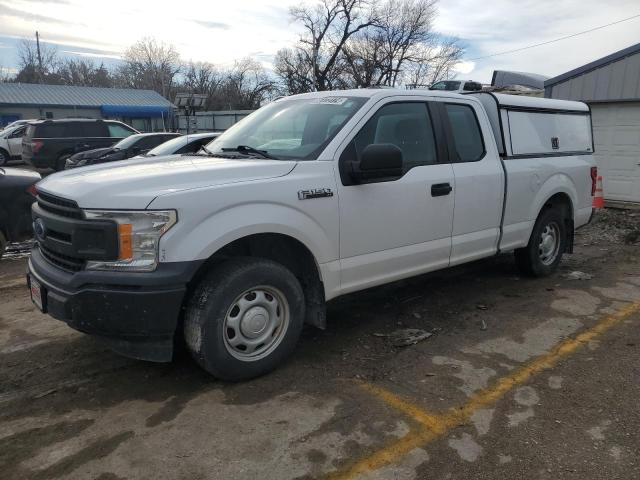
[515,207,568,277]
[184,257,305,381]
[0,149,8,166]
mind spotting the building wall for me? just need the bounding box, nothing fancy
[0,106,103,122]
[0,106,171,132]
[175,110,254,133]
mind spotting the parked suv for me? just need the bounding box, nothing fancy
[65,133,182,169]
[22,119,138,171]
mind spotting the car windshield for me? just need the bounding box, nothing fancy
[204,96,368,160]
[113,134,142,150]
[429,81,461,91]
[144,136,188,156]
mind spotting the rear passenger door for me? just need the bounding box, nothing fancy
[440,101,504,265]
[336,99,455,294]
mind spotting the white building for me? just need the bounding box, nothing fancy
[545,43,640,205]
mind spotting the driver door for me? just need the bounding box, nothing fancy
[7,126,26,156]
[335,99,455,294]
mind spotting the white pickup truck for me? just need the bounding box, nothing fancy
[27,89,596,380]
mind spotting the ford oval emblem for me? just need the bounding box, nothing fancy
[33,218,47,242]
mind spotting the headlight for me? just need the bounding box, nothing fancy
[83,210,177,272]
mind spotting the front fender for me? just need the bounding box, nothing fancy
[159,201,338,266]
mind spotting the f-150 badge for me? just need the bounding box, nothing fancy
[298,188,334,200]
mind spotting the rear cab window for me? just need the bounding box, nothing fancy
[444,103,485,162]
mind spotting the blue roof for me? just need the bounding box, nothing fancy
[0,83,175,108]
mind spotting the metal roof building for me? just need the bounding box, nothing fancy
[0,83,175,132]
[545,43,640,205]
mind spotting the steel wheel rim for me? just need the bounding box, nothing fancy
[539,221,560,265]
[223,285,290,361]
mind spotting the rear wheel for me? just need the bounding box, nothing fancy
[0,149,8,166]
[515,207,568,277]
[184,257,305,381]
[0,231,7,260]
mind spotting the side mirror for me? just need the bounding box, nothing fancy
[351,144,403,183]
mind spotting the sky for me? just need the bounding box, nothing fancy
[0,0,638,84]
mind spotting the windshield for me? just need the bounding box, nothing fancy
[204,96,368,160]
[145,135,188,156]
[113,134,142,150]
[430,81,461,91]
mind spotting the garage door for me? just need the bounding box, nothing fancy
[591,102,640,203]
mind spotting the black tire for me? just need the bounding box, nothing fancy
[56,154,71,171]
[0,231,6,260]
[0,149,9,166]
[184,257,305,381]
[515,207,568,277]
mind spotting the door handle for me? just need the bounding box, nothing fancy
[431,183,453,197]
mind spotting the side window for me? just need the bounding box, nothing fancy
[38,123,67,138]
[444,104,485,162]
[108,123,136,138]
[353,102,438,172]
[9,126,25,138]
[81,122,108,137]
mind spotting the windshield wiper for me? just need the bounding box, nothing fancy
[221,145,277,159]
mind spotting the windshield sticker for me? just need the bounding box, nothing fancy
[312,97,348,105]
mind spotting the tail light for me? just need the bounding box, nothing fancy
[26,184,38,197]
[31,140,44,154]
[590,166,598,196]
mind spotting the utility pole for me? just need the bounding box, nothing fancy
[35,31,44,83]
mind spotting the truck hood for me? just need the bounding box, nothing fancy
[37,154,297,209]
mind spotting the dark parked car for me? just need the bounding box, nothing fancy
[22,119,138,171]
[64,132,182,169]
[0,167,40,259]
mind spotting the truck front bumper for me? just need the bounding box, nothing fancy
[27,247,202,362]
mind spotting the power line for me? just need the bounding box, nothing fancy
[467,13,640,61]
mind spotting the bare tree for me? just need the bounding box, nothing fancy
[290,0,379,91]
[277,0,464,93]
[15,39,59,83]
[274,48,315,95]
[213,58,278,110]
[402,37,464,88]
[116,38,181,98]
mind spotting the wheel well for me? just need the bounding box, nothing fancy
[541,192,574,253]
[189,233,326,329]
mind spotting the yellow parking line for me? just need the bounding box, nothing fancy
[327,302,640,480]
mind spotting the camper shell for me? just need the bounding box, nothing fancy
[469,92,593,158]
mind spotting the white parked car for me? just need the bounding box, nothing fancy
[429,79,483,92]
[133,132,221,158]
[28,89,596,380]
[0,124,28,165]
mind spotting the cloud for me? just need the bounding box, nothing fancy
[194,20,230,30]
[0,3,75,26]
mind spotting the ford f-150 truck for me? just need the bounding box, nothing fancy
[27,89,596,380]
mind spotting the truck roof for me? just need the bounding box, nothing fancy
[285,88,475,101]
[285,88,589,112]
